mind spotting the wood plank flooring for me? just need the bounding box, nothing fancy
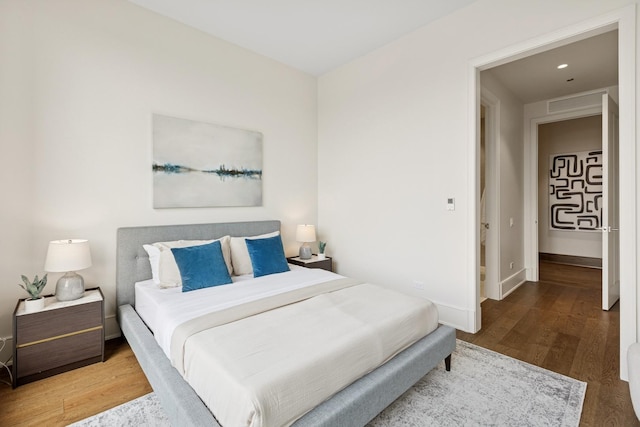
[0,260,637,426]
[458,261,638,426]
[0,337,152,426]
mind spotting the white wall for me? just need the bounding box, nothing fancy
[318,0,638,330]
[538,116,603,258]
[481,71,525,293]
[2,0,638,378]
[0,0,318,356]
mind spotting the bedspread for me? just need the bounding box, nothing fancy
[176,281,439,427]
[171,276,361,372]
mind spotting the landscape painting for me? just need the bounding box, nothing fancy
[152,114,263,208]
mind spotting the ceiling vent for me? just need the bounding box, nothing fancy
[547,89,607,114]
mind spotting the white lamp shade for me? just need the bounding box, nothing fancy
[44,239,92,272]
[296,225,316,243]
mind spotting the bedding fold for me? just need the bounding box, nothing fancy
[171,276,362,373]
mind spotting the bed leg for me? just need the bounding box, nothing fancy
[444,354,451,371]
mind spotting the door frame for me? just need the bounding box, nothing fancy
[467,5,636,380]
[525,104,603,282]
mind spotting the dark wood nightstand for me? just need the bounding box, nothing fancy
[287,255,333,272]
[12,287,105,387]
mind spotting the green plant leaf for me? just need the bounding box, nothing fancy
[18,273,47,298]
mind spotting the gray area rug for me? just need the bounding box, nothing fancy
[68,392,167,427]
[69,340,586,427]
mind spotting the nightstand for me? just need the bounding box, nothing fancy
[12,287,105,387]
[287,255,333,272]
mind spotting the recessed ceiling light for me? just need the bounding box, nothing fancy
[557,64,568,69]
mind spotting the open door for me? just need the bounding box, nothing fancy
[480,93,499,302]
[602,94,620,310]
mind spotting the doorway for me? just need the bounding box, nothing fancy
[468,7,636,380]
[535,97,620,311]
[537,115,603,272]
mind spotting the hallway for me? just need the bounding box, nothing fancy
[458,261,637,426]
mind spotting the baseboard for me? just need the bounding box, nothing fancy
[501,268,527,298]
[105,314,121,340]
[539,252,602,269]
[432,300,472,332]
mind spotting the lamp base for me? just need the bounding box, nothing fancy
[55,272,85,301]
[299,245,312,260]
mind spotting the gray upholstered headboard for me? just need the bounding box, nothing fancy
[116,220,281,307]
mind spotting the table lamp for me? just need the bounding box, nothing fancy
[44,239,92,301]
[296,225,316,260]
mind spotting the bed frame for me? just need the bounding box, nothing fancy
[116,220,456,427]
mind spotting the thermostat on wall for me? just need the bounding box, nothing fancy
[447,198,455,211]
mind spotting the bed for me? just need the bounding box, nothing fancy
[116,220,456,427]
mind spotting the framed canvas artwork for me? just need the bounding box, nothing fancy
[549,150,602,231]
[152,114,263,208]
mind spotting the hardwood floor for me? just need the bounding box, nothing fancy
[0,337,152,426]
[458,260,638,426]
[0,261,637,426]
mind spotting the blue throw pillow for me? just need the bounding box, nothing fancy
[246,234,290,278]
[171,240,232,292]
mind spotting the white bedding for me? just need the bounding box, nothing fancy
[136,267,439,427]
[135,265,345,357]
[134,272,256,334]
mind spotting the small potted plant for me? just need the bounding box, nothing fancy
[318,241,327,260]
[18,274,48,313]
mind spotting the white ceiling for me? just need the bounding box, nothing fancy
[126,1,617,101]
[485,30,618,104]
[127,0,478,76]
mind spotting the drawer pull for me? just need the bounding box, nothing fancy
[16,325,103,348]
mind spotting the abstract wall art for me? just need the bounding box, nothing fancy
[152,114,263,208]
[549,150,602,231]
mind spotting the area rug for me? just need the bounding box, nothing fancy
[69,340,586,427]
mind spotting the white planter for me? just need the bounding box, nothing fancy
[317,253,326,260]
[24,297,45,313]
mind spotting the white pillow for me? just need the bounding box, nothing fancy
[144,236,232,288]
[142,244,161,284]
[230,231,280,276]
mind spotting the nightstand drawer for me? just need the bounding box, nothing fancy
[16,328,103,377]
[13,288,105,387]
[15,301,102,346]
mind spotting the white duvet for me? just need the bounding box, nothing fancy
[136,266,342,357]
[137,267,439,427]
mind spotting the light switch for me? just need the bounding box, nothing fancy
[447,198,455,211]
